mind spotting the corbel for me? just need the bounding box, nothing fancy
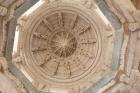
[128,22,140,32]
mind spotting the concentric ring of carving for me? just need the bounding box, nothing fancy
[50,31,77,57]
[30,10,100,80]
[21,1,104,84]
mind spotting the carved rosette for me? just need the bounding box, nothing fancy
[18,0,115,92]
[30,8,100,80]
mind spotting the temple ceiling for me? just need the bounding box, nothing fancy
[0,0,140,93]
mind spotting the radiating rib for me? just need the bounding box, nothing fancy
[78,24,91,35]
[40,56,52,67]
[42,19,54,32]
[58,12,63,27]
[53,62,60,75]
[70,15,78,29]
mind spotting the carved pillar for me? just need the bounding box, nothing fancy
[0,5,7,56]
[0,16,3,56]
[125,22,140,76]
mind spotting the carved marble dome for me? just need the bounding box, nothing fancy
[2,0,140,93]
[18,0,114,92]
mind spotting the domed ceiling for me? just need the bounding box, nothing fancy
[14,0,115,92]
[2,0,140,93]
[16,0,114,89]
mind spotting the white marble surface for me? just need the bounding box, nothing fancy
[0,73,18,93]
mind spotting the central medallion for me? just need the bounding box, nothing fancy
[50,31,77,57]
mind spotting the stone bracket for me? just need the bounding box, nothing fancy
[128,22,140,32]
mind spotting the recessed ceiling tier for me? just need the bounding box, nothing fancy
[30,7,100,80]
[19,0,114,91]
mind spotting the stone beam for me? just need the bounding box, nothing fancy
[14,0,39,18]
[5,17,17,60]
[86,0,123,93]
[95,0,121,30]
[8,62,40,93]
[0,16,3,56]
[4,0,50,93]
